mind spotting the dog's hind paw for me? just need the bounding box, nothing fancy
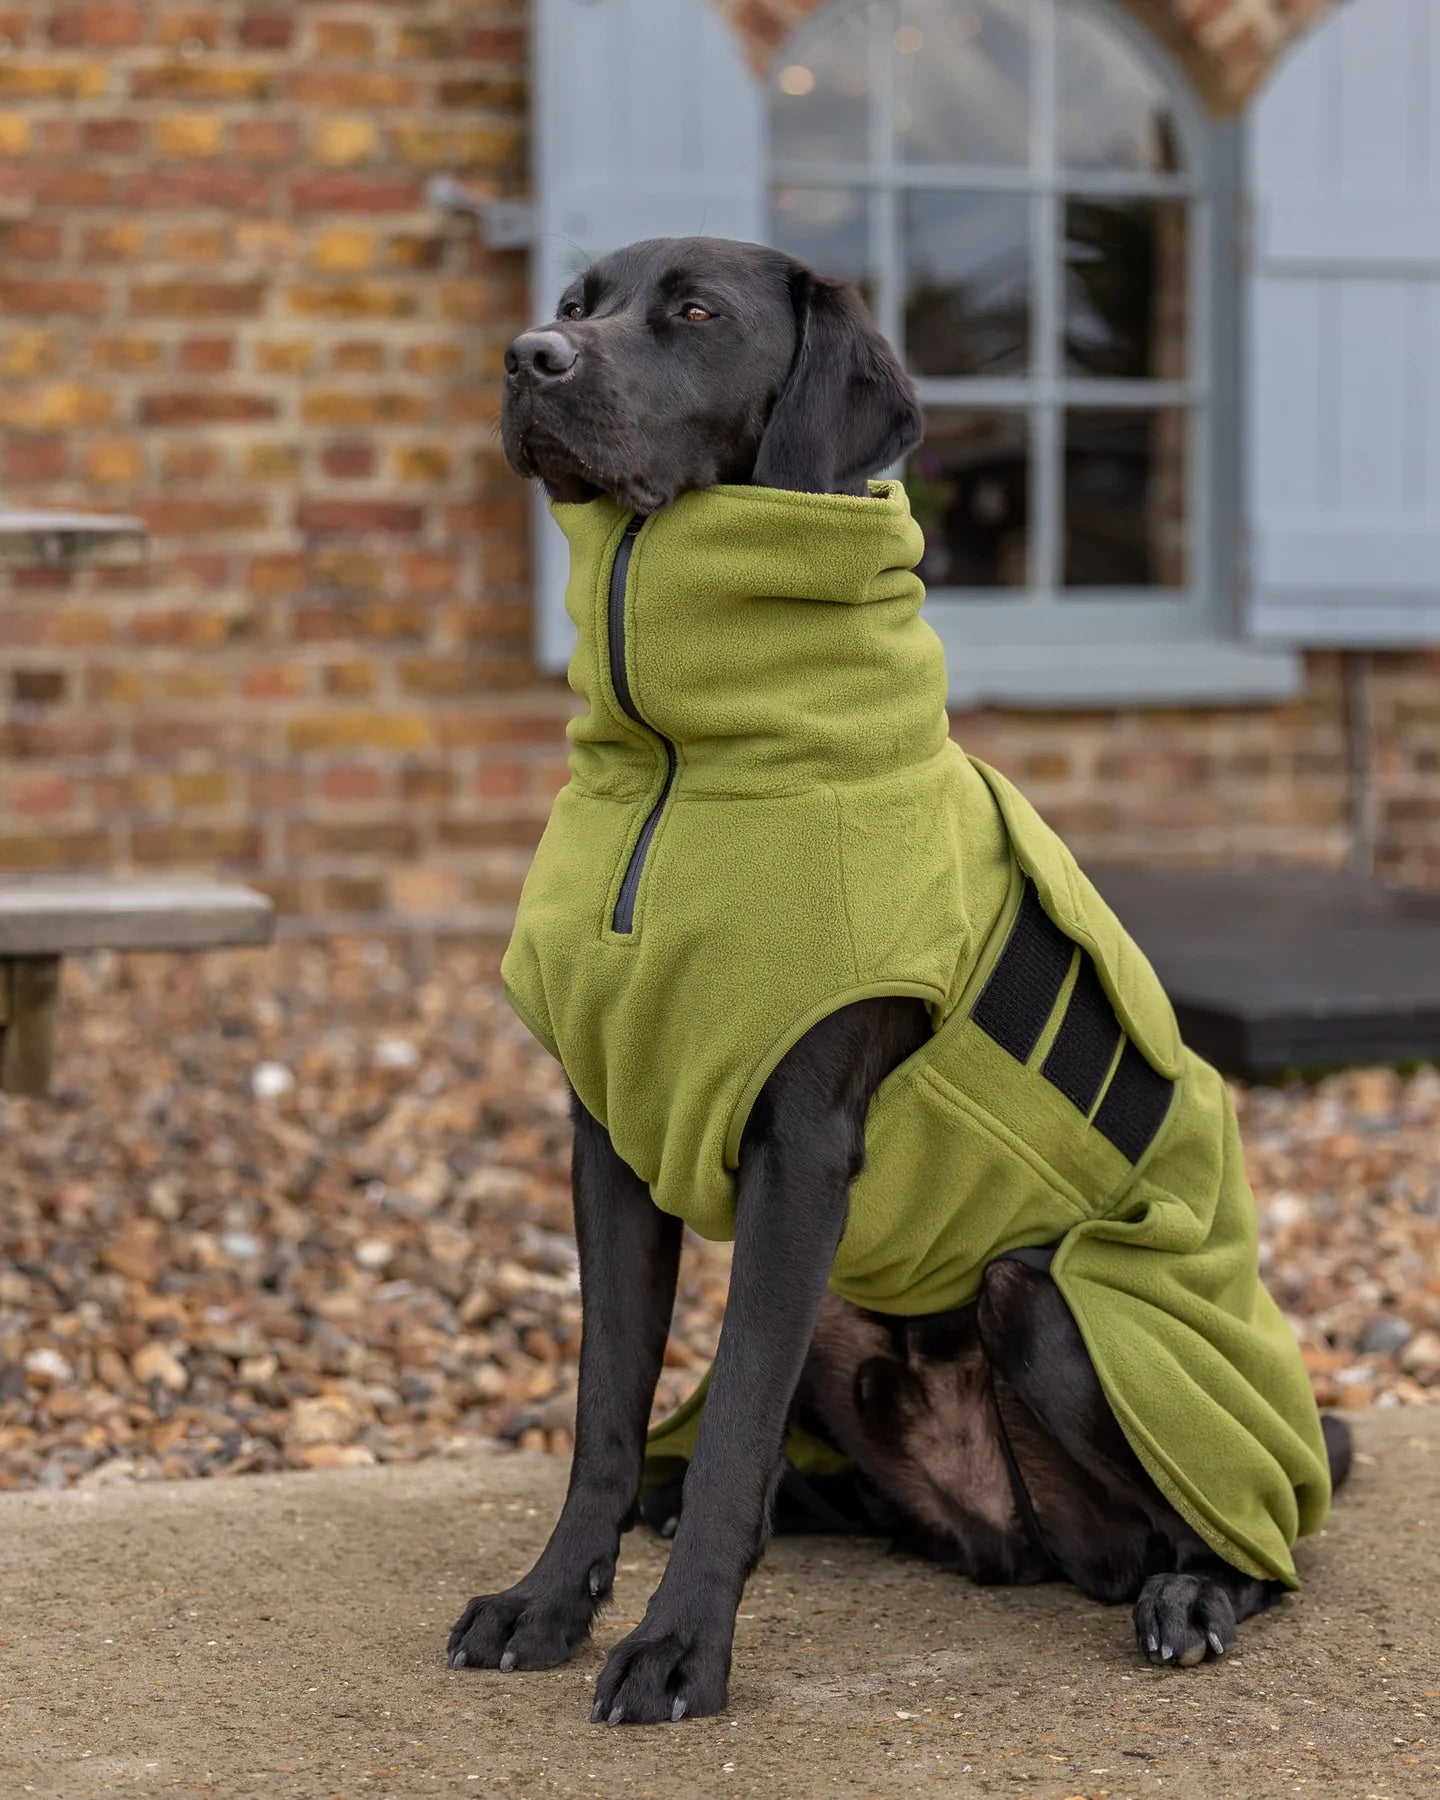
[1132,1573,1236,1669]
[635,1480,683,1540]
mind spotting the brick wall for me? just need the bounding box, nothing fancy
[1,0,1436,935]
[0,2,560,928]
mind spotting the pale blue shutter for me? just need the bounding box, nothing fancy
[531,0,767,669]
[1247,0,1440,644]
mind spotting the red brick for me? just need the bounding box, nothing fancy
[10,668,67,705]
[290,173,424,214]
[319,765,387,804]
[296,499,424,535]
[135,496,269,535]
[3,437,68,484]
[130,281,267,319]
[141,391,278,425]
[3,222,64,261]
[230,119,300,164]
[320,442,375,479]
[243,662,310,701]
[117,169,273,214]
[25,170,111,208]
[0,277,107,317]
[48,4,143,47]
[177,335,235,374]
[82,117,144,154]
[8,773,77,817]
[237,12,293,50]
[6,718,115,760]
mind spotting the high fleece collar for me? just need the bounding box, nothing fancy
[551,481,951,795]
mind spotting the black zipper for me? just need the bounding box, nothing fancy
[607,514,676,934]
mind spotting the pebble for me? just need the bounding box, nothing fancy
[251,1061,295,1099]
[24,1349,73,1387]
[1399,1330,1440,1375]
[1359,1314,1414,1357]
[285,1397,360,1445]
[132,1343,189,1394]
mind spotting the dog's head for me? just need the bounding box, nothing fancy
[501,235,922,510]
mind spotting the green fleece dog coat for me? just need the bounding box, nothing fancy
[502,480,1333,1588]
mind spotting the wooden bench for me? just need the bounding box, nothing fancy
[0,878,275,1096]
[1,508,274,1097]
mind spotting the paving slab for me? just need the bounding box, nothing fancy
[1,1408,1435,1800]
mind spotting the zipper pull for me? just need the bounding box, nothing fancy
[624,513,646,536]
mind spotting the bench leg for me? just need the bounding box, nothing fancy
[0,955,61,1097]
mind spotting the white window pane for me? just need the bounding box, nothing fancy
[896,0,1035,167]
[1063,408,1188,588]
[771,0,874,164]
[905,190,1031,376]
[911,409,1031,588]
[1058,1,1182,174]
[1063,196,1188,378]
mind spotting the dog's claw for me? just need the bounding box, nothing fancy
[660,1514,679,1540]
[1207,1630,1226,1657]
[607,1704,625,1727]
[499,1650,517,1672]
[1146,1635,1158,1654]
[449,1650,467,1669]
[1160,1645,1174,1661]
[590,1700,604,1723]
[671,1697,689,1722]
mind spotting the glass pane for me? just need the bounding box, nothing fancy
[1063,198,1187,378]
[1063,409,1187,588]
[910,409,1030,588]
[770,186,875,309]
[897,0,1034,168]
[904,190,1031,377]
[770,0,873,165]
[1058,1,1182,174]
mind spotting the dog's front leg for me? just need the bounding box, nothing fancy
[448,1092,682,1674]
[589,1028,865,1725]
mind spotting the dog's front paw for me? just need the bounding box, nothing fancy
[1133,1573,1236,1668]
[447,1580,596,1673]
[590,1621,730,1724]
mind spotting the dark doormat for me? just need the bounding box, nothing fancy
[1089,864,1440,1077]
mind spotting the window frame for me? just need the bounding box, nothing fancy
[768,0,1299,706]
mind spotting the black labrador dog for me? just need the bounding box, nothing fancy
[448,237,1350,1724]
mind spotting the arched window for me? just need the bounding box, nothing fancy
[768,0,1224,664]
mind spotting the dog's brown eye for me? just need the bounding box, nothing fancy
[681,304,712,323]
[561,302,583,321]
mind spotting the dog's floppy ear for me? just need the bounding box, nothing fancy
[752,269,923,497]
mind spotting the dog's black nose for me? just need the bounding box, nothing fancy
[506,329,579,387]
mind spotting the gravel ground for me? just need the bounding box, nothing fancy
[0,939,1436,1493]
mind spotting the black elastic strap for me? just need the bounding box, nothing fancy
[1042,954,1122,1115]
[971,882,1074,1064]
[1092,1040,1175,1163]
